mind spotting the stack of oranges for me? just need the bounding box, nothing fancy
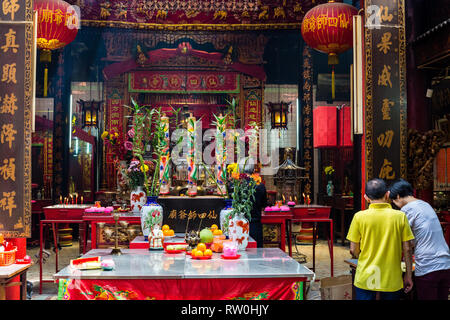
[191,242,213,258]
[210,224,223,236]
[162,225,175,237]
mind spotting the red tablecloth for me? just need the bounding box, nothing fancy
[58,277,305,300]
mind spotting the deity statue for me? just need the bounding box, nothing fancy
[148,224,164,250]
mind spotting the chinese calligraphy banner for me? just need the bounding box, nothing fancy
[244,90,262,129]
[0,0,34,237]
[105,89,124,164]
[158,197,224,233]
[364,0,407,182]
[128,71,240,94]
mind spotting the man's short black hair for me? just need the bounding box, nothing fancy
[388,179,414,200]
[365,178,388,200]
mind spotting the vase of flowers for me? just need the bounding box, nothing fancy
[141,196,163,241]
[127,160,147,213]
[125,99,182,239]
[227,161,260,251]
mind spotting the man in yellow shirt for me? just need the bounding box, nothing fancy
[347,178,415,300]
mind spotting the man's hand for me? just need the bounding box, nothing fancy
[403,274,413,293]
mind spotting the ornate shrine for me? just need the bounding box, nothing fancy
[101,36,268,191]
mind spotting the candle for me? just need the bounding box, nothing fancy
[60,195,62,204]
[75,193,78,205]
[81,196,83,205]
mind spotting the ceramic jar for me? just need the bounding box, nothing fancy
[219,199,233,237]
[228,213,249,251]
[130,186,146,213]
[140,196,163,240]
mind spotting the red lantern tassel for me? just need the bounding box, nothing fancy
[331,65,336,101]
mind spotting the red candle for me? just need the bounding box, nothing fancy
[81,196,83,205]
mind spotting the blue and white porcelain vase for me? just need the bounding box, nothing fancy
[141,196,163,241]
[219,199,233,237]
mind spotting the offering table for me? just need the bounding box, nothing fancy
[54,248,314,300]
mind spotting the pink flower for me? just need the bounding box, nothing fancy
[128,128,135,138]
[124,141,133,151]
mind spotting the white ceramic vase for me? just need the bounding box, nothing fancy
[141,196,163,240]
[228,213,249,251]
[219,199,233,237]
[130,186,146,213]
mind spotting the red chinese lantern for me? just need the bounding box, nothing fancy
[34,0,80,96]
[301,0,358,100]
[313,106,352,148]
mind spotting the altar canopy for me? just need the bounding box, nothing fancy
[103,44,266,80]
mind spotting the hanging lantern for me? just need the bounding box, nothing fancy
[78,100,102,129]
[35,0,80,97]
[301,0,358,100]
[267,102,290,129]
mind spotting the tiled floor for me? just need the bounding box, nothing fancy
[25,239,352,300]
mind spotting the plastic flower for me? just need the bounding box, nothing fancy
[324,166,335,175]
[128,128,135,138]
[231,172,240,180]
[227,163,238,174]
[124,141,133,151]
[250,173,262,185]
[101,131,109,139]
[140,164,149,173]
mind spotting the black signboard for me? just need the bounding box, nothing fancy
[159,197,225,233]
[364,0,407,182]
[0,0,33,237]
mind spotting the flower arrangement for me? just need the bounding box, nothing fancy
[125,98,182,197]
[324,165,335,181]
[101,130,132,161]
[227,160,261,221]
[126,159,155,190]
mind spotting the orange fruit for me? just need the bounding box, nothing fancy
[168,229,174,236]
[162,225,170,231]
[197,243,206,252]
[210,224,218,231]
[191,248,198,256]
[195,250,204,257]
[163,230,169,236]
[204,249,213,256]
[213,229,222,236]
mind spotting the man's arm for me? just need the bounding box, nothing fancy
[402,240,414,293]
[350,241,360,259]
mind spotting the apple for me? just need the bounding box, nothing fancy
[199,228,214,244]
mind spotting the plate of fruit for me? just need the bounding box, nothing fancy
[190,243,213,260]
[162,224,175,238]
[164,244,188,254]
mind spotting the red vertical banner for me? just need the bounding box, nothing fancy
[244,90,262,129]
[105,89,124,189]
